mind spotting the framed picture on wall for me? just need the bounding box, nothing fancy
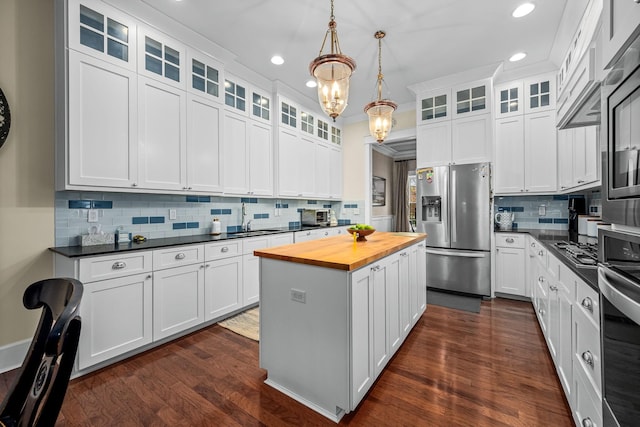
[372,176,386,206]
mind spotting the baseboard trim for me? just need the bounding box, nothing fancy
[0,338,30,374]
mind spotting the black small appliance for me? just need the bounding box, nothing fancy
[568,197,586,233]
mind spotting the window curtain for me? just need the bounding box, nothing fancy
[393,160,410,232]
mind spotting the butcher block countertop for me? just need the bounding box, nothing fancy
[254,231,427,271]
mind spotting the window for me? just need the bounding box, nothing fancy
[317,119,329,140]
[144,36,180,82]
[331,126,341,145]
[407,172,417,231]
[281,102,297,128]
[252,92,270,120]
[79,5,129,62]
[191,59,219,97]
[421,94,447,121]
[456,85,486,114]
[500,87,519,114]
[225,79,246,112]
[301,111,314,135]
[529,81,550,109]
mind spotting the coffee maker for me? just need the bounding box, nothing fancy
[568,197,586,234]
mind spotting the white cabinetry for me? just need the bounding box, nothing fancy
[243,233,294,306]
[557,126,599,191]
[137,27,186,89]
[186,94,222,193]
[494,233,526,297]
[204,240,243,320]
[602,0,640,69]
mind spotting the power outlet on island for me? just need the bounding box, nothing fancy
[291,289,306,304]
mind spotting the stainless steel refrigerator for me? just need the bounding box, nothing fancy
[416,162,491,297]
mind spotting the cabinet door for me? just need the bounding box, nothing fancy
[557,129,575,191]
[277,128,302,197]
[314,142,331,199]
[187,51,223,103]
[138,76,186,190]
[186,94,222,193]
[78,273,152,369]
[416,243,427,315]
[223,111,249,194]
[350,267,374,408]
[416,122,451,167]
[495,247,526,296]
[204,256,243,320]
[524,111,557,193]
[68,51,138,188]
[524,74,556,114]
[249,120,273,196]
[299,136,316,197]
[386,254,402,356]
[417,90,450,124]
[399,251,411,338]
[153,263,204,340]
[452,80,490,119]
[494,81,524,119]
[602,0,640,68]
[138,26,186,89]
[329,147,343,199]
[547,280,560,361]
[242,254,260,306]
[371,262,389,377]
[451,114,491,164]
[574,126,599,186]
[494,116,525,193]
[557,281,573,399]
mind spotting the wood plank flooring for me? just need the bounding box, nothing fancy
[0,298,573,426]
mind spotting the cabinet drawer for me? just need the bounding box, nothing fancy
[574,306,602,394]
[495,233,525,248]
[153,244,204,270]
[243,236,270,255]
[576,280,600,328]
[79,251,152,283]
[573,361,602,427]
[205,240,242,260]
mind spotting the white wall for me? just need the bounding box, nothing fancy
[0,0,55,350]
[372,150,394,217]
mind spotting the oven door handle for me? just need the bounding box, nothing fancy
[598,265,640,325]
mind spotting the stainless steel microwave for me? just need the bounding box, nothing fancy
[301,208,330,226]
[601,32,640,228]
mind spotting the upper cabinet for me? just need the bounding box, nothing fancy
[602,0,640,69]
[495,73,556,119]
[417,90,450,124]
[187,52,224,104]
[452,80,491,119]
[138,27,186,90]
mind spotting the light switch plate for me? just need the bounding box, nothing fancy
[88,209,99,222]
[169,209,177,220]
[353,208,360,215]
[538,205,546,216]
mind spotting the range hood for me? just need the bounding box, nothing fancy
[557,47,602,129]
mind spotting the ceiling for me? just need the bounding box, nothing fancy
[127,0,586,122]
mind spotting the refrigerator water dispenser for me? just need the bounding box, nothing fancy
[422,196,441,222]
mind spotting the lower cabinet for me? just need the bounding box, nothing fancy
[204,241,243,320]
[494,233,527,297]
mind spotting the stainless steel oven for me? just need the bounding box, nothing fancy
[598,227,640,427]
[601,32,640,228]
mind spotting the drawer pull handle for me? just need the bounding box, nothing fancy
[549,284,558,292]
[175,253,186,260]
[581,297,593,313]
[531,242,536,247]
[581,351,594,368]
[112,261,127,270]
[400,252,408,257]
[221,247,229,253]
[582,418,593,427]
[506,237,514,243]
[539,276,544,283]
[371,265,380,272]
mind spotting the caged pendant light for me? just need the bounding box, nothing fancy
[309,0,356,121]
[364,31,397,143]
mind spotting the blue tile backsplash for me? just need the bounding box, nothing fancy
[55,191,365,247]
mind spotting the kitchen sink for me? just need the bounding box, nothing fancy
[229,229,282,237]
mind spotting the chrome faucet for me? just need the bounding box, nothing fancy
[241,203,247,231]
[246,220,252,231]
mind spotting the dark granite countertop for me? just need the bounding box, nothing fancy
[495,228,598,291]
[49,225,346,258]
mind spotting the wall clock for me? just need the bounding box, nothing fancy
[0,88,11,149]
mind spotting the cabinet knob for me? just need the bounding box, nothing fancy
[581,350,594,368]
[146,274,152,280]
[538,250,544,256]
[371,265,380,272]
[175,253,186,260]
[112,261,127,270]
[581,297,593,313]
[506,237,514,243]
[131,183,138,187]
[324,231,329,236]
[577,180,585,184]
[549,284,558,292]
[531,242,536,248]
[221,247,229,253]
[400,252,408,257]
[582,418,594,427]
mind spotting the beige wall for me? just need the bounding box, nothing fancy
[0,0,55,347]
[342,109,417,203]
[371,150,393,216]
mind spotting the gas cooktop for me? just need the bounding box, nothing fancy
[553,241,598,269]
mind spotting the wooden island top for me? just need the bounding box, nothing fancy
[254,231,427,271]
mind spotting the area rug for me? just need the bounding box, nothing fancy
[217,307,259,341]
[427,289,481,313]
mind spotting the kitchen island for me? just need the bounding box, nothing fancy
[254,231,427,422]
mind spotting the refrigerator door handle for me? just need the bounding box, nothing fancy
[425,249,487,258]
[451,169,457,244]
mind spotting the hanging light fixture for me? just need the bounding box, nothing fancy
[309,0,356,121]
[364,31,397,143]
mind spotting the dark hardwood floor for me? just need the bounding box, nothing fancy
[0,298,573,426]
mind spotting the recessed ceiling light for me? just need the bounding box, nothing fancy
[306,80,317,88]
[512,3,535,18]
[509,52,527,62]
[271,55,284,65]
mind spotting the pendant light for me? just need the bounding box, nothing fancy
[364,31,397,143]
[309,0,356,121]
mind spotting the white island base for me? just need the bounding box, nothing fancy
[257,234,427,422]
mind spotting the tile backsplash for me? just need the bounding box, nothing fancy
[494,191,601,230]
[54,192,363,247]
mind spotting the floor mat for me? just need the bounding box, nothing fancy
[217,307,259,341]
[427,290,481,313]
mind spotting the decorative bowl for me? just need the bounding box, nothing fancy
[347,227,376,241]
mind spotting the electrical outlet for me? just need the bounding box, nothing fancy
[169,209,177,220]
[290,289,306,304]
[538,205,546,216]
[353,208,360,215]
[88,209,99,222]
